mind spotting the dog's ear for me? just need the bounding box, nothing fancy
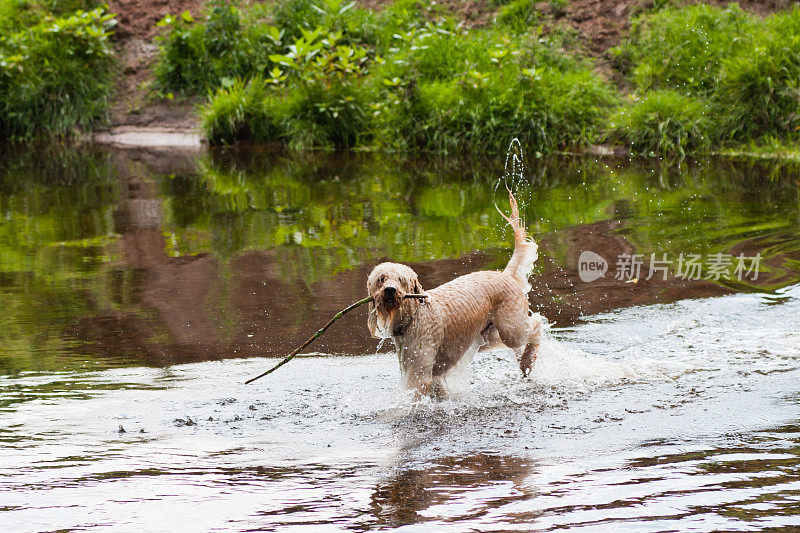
[367,301,380,338]
[413,279,423,294]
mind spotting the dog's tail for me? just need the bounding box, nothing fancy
[498,189,538,293]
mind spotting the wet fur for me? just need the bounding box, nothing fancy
[367,191,542,398]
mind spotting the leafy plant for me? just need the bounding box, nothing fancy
[154,2,284,95]
[0,7,117,139]
[201,27,374,149]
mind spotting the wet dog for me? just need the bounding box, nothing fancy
[367,191,542,398]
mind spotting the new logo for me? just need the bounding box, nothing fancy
[578,251,608,282]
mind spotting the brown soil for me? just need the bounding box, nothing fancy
[106,0,206,131]
[108,0,206,39]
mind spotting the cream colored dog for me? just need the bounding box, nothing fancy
[367,191,542,397]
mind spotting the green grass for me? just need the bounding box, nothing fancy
[610,90,714,157]
[369,28,615,154]
[716,8,800,140]
[188,0,614,153]
[616,3,756,94]
[0,7,117,140]
[615,3,800,155]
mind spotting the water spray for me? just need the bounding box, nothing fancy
[495,137,529,229]
[502,137,526,191]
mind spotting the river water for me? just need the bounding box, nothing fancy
[0,145,799,531]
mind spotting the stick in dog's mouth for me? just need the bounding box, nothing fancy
[244,293,428,384]
[383,292,427,309]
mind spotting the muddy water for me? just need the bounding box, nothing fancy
[1,146,799,531]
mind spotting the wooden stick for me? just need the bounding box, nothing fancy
[245,293,428,384]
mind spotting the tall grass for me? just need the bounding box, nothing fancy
[0,7,117,140]
[371,27,614,154]
[615,3,800,155]
[716,8,800,140]
[617,3,755,94]
[200,75,371,149]
[610,91,714,157]
[189,0,614,152]
[200,77,277,145]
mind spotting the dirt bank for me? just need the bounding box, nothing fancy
[106,0,205,132]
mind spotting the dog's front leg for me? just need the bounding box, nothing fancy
[398,342,437,399]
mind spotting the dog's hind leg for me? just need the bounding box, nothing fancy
[516,316,542,377]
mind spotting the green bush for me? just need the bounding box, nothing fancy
[200,77,276,145]
[0,7,117,140]
[373,65,614,155]
[155,0,384,96]
[199,1,614,153]
[200,75,371,149]
[201,26,374,149]
[617,3,800,154]
[269,0,422,52]
[619,3,756,94]
[610,90,715,157]
[154,1,282,95]
[716,7,800,140]
[370,27,614,154]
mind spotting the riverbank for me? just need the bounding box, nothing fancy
[3,0,800,156]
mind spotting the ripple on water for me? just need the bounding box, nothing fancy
[0,288,799,531]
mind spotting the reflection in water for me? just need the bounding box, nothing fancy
[370,454,536,528]
[0,145,799,530]
[0,145,798,371]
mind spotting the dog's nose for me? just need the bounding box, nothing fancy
[383,286,397,298]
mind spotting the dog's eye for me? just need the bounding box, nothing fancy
[379,275,386,283]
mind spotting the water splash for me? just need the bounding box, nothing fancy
[375,337,388,355]
[496,137,527,194]
[493,137,533,230]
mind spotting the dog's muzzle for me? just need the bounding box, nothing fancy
[382,285,399,308]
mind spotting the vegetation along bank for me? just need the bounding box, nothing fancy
[1,0,799,157]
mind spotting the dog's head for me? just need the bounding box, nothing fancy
[367,262,424,338]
